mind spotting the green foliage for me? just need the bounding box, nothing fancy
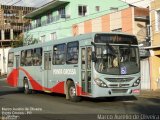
[12,34,40,48]
[24,34,40,45]
[11,33,24,48]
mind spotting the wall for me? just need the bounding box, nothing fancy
[149,54,160,90]
[149,0,160,90]
[150,0,160,46]
[72,7,134,35]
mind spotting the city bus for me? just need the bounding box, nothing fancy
[7,32,140,102]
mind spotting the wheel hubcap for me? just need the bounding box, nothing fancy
[24,83,28,90]
[69,86,76,98]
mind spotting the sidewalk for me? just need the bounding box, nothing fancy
[139,90,160,98]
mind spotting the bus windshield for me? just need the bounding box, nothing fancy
[94,34,139,75]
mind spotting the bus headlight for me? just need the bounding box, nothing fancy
[94,79,108,88]
[132,79,140,87]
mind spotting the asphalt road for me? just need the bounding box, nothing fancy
[0,78,160,120]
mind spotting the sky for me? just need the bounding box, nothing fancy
[0,0,154,8]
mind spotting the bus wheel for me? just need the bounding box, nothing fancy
[24,80,32,94]
[68,82,81,102]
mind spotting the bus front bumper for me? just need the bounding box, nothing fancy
[91,84,140,98]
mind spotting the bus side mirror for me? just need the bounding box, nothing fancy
[91,52,97,62]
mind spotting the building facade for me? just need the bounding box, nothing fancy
[24,0,129,44]
[149,0,160,90]
[0,5,35,47]
[0,4,35,75]
[72,7,149,45]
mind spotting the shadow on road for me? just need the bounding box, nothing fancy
[0,90,20,96]
[81,96,138,103]
[146,97,160,104]
[34,90,138,102]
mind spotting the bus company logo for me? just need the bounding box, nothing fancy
[121,67,127,75]
[53,69,76,75]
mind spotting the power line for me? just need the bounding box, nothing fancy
[37,0,52,7]
[2,0,22,6]
[12,0,22,6]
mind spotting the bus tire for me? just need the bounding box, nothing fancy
[24,80,32,94]
[68,82,81,102]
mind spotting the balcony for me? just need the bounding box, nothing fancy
[24,14,70,32]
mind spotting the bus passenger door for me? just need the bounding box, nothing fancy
[81,47,92,94]
[43,52,52,89]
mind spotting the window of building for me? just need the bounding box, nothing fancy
[53,44,66,65]
[110,7,118,12]
[67,41,79,64]
[95,6,100,12]
[50,32,57,40]
[78,5,87,16]
[33,48,42,66]
[36,18,41,27]
[156,10,160,31]
[40,35,46,43]
[58,7,65,18]
[8,52,14,67]
[47,12,53,23]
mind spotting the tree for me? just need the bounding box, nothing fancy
[11,33,24,48]
[12,33,40,48]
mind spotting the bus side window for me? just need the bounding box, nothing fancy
[20,50,25,66]
[33,48,42,66]
[66,41,79,64]
[8,52,14,67]
[25,49,33,66]
[53,44,66,65]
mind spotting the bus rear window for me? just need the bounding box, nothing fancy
[8,52,14,67]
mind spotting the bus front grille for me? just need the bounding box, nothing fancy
[109,84,130,88]
[106,78,134,82]
[111,89,128,93]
